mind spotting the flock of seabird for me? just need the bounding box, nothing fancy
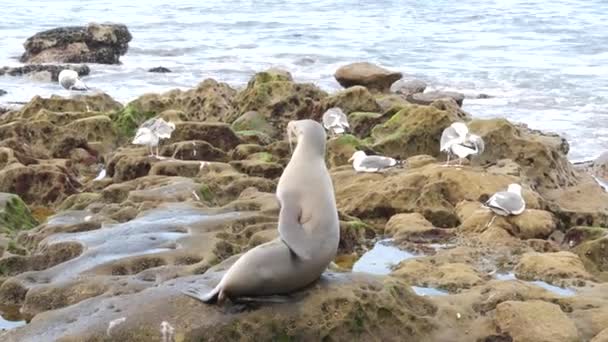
[321,107,524,226]
[64,68,527,228]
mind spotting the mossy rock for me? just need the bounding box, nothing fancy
[247,68,293,87]
[0,193,38,236]
[248,152,276,163]
[58,193,102,211]
[326,134,366,169]
[231,111,276,137]
[347,112,383,138]
[235,130,273,146]
[371,104,460,160]
[110,103,156,138]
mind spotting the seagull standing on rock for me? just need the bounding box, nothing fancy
[58,69,89,92]
[482,183,526,228]
[440,122,485,166]
[132,118,176,158]
[348,151,403,173]
[322,107,350,136]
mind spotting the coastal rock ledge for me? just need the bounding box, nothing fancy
[20,23,132,64]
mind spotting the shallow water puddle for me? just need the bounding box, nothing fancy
[411,286,449,296]
[39,203,239,283]
[495,273,576,297]
[0,305,26,331]
[352,239,418,275]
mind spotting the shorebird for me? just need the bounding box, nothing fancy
[348,150,403,173]
[132,118,176,158]
[322,107,350,136]
[58,69,89,92]
[440,122,485,166]
[483,183,526,228]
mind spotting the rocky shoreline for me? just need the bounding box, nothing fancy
[0,60,607,342]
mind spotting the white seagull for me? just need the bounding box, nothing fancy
[440,122,485,166]
[483,183,526,228]
[348,151,403,173]
[132,118,176,158]
[58,69,89,91]
[322,107,350,136]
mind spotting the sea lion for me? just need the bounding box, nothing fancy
[183,119,340,304]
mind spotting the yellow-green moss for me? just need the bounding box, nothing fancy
[111,103,157,138]
[0,193,38,236]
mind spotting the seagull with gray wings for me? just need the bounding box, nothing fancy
[440,122,485,166]
[482,183,526,228]
[58,69,89,92]
[348,151,404,173]
[322,107,350,136]
[132,117,176,158]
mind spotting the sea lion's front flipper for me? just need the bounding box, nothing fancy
[277,195,314,261]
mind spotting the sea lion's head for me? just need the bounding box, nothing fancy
[286,119,326,156]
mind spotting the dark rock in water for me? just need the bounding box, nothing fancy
[390,79,427,96]
[0,64,90,82]
[476,93,493,99]
[20,23,132,64]
[148,66,171,73]
[335,62,402,93]
[407,90,466,107]
[0,89,6,96]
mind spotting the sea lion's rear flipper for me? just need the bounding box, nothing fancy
[182,286,220,304]
[277,196,314,261]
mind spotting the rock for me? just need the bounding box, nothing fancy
[460,207,556,241]
[347,112,384,138]
[0,164,80,206]
[370,103,463,160]
[592,328,608,342]
[326,134,365,169]
[235,69,327,136]
[375,94,411,113]
[385,213,454,243]
[107,151,156,182]
[334,62,402,93]
[390,79,427,96]
[118,79,237,135]
[15,93,122,120]
[149,160,205,178]
[468,118,578,189]
[514,251,594,284]
[316,86,382,117]
[169,122,240,151]
[20,23,132,64]
[562,226,607,248]
[161,140,227,162]
[494,300,581,342]
[0,89,6,96]
[332,161,541,227]
[573,235,608,281]
[0,64,90,82]
[229,160,284,179]
[1,270,437,341]
[0,193,38,236]
[231,110,277,138]
[407,90,466,107]
[393,260,486,292]
[592,151,608,179]
[147,66,171,73]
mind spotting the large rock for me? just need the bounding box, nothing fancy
[573,235,608,281]
[407,91,465,107]
[0,164,80,206]
[514,251,594,283]
[123,79,237,129]
[468,118,578,189]
[494,300,581,342]
[0,64,90,82]
[169,122,241,151]
[0,193,38,236]
[315,86,382,118]
[235,69,327,137]
[20,23,132,64]
[334,62,402,93]
[370,103,465,159]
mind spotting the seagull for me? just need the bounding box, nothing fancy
[482,183,526,228]
[440,122,485,166]
[322,107,350,136]
[132,118,176,158]
[58,69,89,92]
[348,151,403,173]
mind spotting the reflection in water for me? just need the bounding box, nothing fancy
[352,239,417,275]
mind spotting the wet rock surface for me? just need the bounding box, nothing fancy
[0,66,607,341]
[334,62,402,93]
[0,64,90,82]
[20,23,132,64]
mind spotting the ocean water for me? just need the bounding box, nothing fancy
[0,0,606,160]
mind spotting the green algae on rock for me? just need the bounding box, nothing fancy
[0,193,38,236]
